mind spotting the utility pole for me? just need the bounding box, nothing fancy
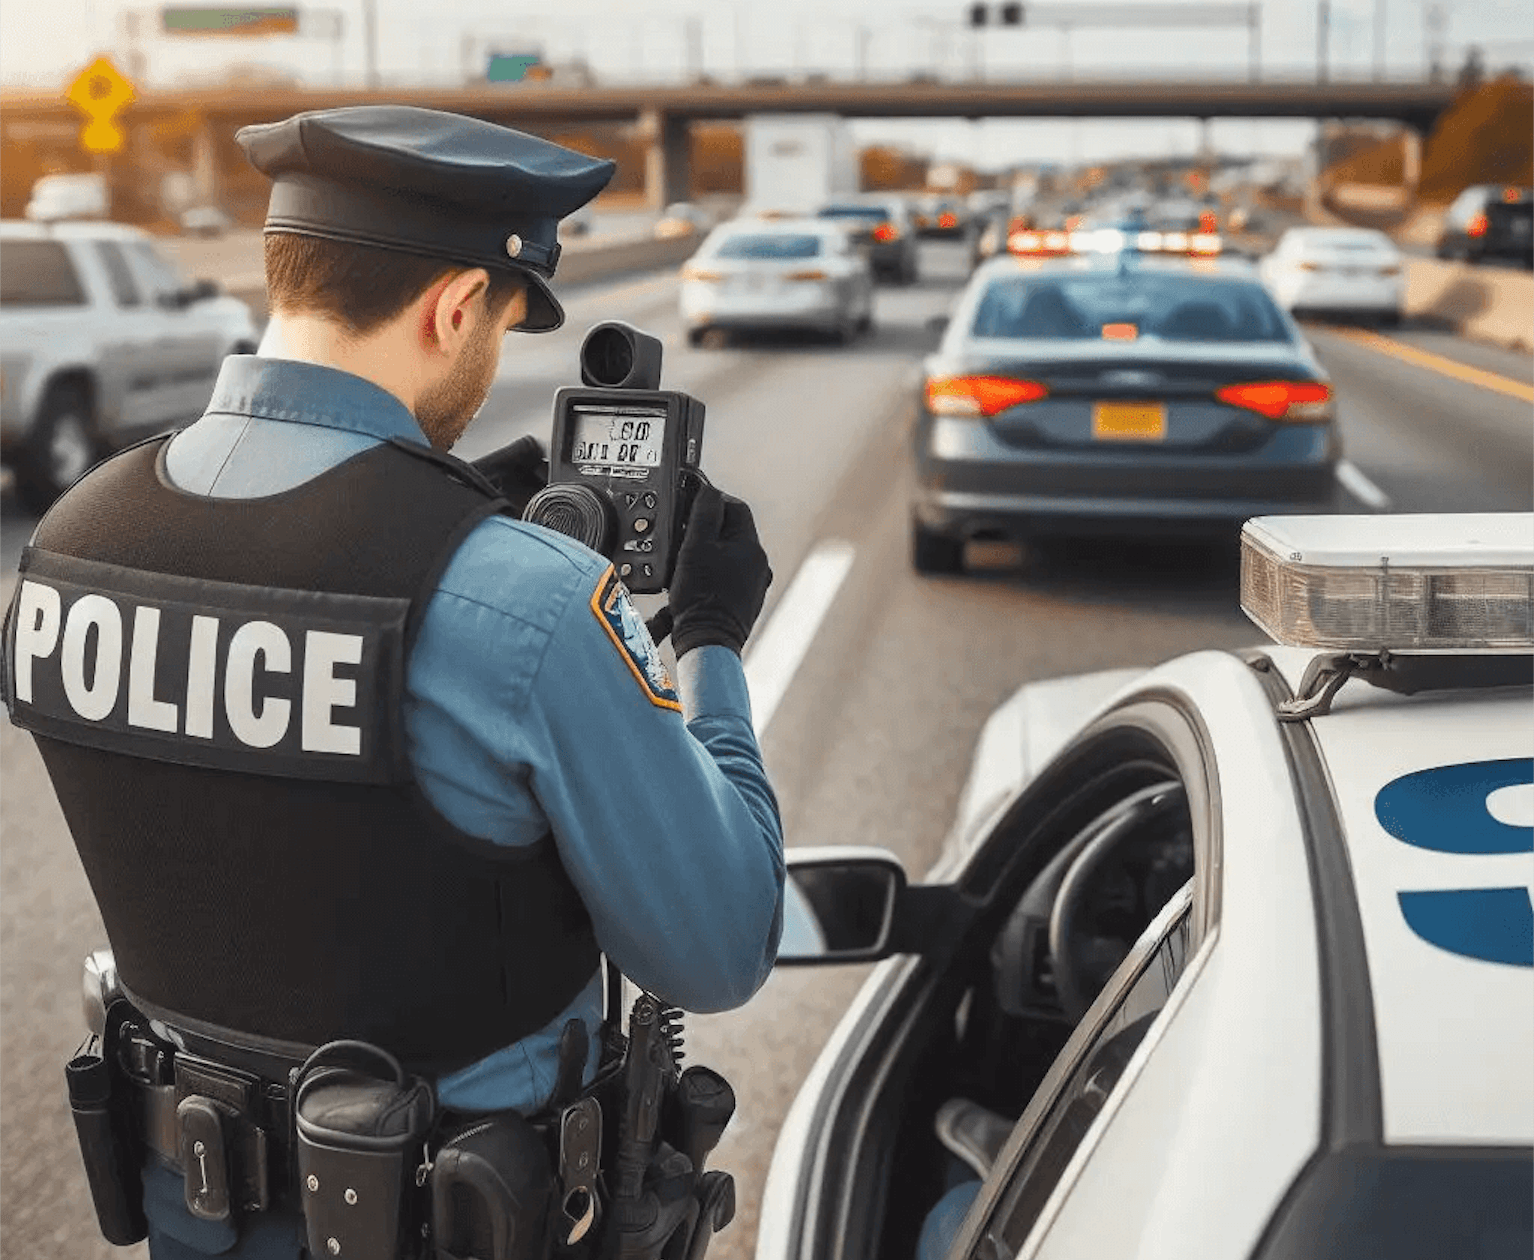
[685,15,703,82]
[1424,3,1447,82]
[1316,0,1330,84]
[1373,0,1386,79]
[1248,2,1262,83]
[362,0,379,87]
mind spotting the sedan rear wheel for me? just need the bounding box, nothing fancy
[18,381,98,514]
[912,518,965,574]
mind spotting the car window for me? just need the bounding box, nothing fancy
[819,206,885,222]
[125,241,183,302]
[975,899,1193,1257]
[94,241,142,307]
[971,274,1291,343]
[712,234,823,260]
[0,240,87,306]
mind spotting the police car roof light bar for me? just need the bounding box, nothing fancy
[1240,514,1534,654]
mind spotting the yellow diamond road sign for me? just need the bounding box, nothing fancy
[66,57,136,154]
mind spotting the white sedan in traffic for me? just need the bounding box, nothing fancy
[1259,227,1405,325]
[762,512,1532,1260]
[679,219,874,346]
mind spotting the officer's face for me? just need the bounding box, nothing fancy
[416,286,528,450]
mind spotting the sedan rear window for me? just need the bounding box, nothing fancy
[713,234,823,260]
[1,240,87,306]
[819,206,886,221]
[971,274,1292,343]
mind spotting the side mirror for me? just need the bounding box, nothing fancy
[776,847,978,966]
[925,315,949,337]
[186,278,221,303]
[778,848,905,964]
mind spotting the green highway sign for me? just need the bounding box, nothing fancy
[161,6,299,35]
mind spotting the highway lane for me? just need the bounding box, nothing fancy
[1,242,1529,1259]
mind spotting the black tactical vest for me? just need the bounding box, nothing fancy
[3,436,601,1075]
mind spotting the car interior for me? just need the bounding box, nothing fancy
[838,740,1202,1260]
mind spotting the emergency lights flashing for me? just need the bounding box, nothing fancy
[1240,514,1534,653]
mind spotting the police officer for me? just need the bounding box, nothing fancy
[7,106,783,1258]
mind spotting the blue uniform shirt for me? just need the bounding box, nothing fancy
[138,356,784,1255]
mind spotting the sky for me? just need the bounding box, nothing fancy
[3,0,1531,165]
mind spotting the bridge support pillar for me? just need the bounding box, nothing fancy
[192,114,222,208]
[1402,130,1422,193]
[639,109,690,211]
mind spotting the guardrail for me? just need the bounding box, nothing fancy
[225,231,702,319]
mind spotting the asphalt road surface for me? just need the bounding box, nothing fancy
[2,240,1529,1259]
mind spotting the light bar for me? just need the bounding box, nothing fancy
[1240,514,1534,653]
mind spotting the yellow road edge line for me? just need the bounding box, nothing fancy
[1329,327,1534,405]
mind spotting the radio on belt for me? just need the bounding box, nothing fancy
[524,322,705,596]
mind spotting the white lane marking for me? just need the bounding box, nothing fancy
[744,540,856,736]
[1336,460,1392,511]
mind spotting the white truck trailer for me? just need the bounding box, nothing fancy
[744,115,858,215]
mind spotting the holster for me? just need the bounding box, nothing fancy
[429,1113,555,1260]
[294,1041,435,1260]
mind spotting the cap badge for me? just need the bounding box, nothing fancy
[505,233,524,259]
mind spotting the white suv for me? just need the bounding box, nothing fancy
[1,220,257,512]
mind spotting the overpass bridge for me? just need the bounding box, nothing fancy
[2,76,1457,211]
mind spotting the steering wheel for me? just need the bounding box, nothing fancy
[1048,784,1184,1022]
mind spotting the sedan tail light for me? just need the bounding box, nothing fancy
[681,265,722,282]
[786,269,829,281]
[1216,380,1333,422]
[938,212,958,229]
[1467,213,1489,238]
[1296,260,1323,271]
[926,375,1049,417]
[873,222,900,243]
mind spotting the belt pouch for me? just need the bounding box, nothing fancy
[65,1038,149,1245]
[295,1043,434,1260]
[430,1114,554,1260]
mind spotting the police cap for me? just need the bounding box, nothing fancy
[236,106,616,333]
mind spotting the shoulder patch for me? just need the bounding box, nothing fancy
[590,568,680,711]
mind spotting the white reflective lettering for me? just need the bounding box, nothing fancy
[61,595,123,722]
[12,580,61,703]
[301,631,363,755]
[184,616,219,739]
[224,621,290,748]
[127,607,178,732]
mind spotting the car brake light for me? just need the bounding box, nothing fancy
[1467,213,1489,238]
[1199,210,1219,234]
[1216,380,1333,422]
[1297,260,1322,271]
[1503,187,1522,204]
[1101,323,1138,341]
[926,376,1049,417]
[872,222,899,243]
[939,212,958,229]
[681,265,722,281]
[786,269,828,281]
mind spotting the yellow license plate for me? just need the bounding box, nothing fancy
[1092,402,1167,441]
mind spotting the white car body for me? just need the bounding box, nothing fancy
[759,517,1532,1260]
[680,219,874,342]
[1,219,256,503]
[1259,227,1404,323]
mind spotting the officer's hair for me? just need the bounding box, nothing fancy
[264,233,526,336]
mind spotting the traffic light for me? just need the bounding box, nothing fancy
[968,3,988,26]
[1000,2,1024,24]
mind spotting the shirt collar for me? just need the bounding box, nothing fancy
[205,355,429,446]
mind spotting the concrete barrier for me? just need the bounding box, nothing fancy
[1404,256,1534,353]
[216,230,702,320]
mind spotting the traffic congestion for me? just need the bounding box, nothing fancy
[2,57,1532,1260]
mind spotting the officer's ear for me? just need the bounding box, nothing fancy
[423,268,492,359]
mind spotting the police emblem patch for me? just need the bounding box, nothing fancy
[591,568,680,711]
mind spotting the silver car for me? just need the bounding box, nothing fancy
[679,219,875,346]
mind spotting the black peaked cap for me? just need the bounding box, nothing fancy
[236,106,616,333]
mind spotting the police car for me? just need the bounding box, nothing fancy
[761,513,1533,1260]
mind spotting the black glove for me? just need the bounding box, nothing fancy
[666,483,773,659]
[470,435,548,518]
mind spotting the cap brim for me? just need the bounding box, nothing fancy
[514,270,564,333]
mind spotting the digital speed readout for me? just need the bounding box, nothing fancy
[571,410,665,468]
